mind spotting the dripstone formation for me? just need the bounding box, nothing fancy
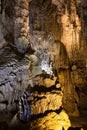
[0,0,87,130]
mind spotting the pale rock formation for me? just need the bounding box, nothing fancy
[14,0,30,53]
[61,2,81,59]
[0,47,32,111]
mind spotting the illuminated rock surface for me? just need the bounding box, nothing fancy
[0,0,87,130]
[29,110,71,130]
[30,90,63,115]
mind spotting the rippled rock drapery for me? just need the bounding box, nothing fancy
[18,91,31,122]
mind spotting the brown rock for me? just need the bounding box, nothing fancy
[44,77,57,88]
[33,76,57,88]
[30,91,63,115]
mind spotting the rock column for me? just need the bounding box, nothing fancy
[14,0,30,53]
[61,0,81,59]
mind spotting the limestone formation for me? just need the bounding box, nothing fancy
[30,90,63,115]
[29,110,71,130]
[0,46,32,111]
[14,0,30,53]
[0,0,87,130]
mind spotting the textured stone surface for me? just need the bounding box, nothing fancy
[0,0,87,124]
[0,45,63,116]
[30,90,63,115]
[29,110,71,130]
[0,47,32,111]
[52,0,87,116]
[0,23,7,48]
[10,110,71,130]
[61,1,81,59]
[0,0,31,53]
[29,0,60,40]
[14,0,30,53]
[33,76,57,88]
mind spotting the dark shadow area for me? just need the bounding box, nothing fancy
[68,127,83,130]
[0,121,9,130]
[31,84,61,94]
[31,107,63,120]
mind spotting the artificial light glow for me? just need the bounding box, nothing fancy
[41,60,53,75]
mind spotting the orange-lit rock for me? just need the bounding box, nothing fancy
[33,76,57,88]
[61,6,81,59]
[30,90,63,115]
[29,110,71,130]
[0,1,87,129]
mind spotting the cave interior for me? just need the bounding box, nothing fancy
[0,0,87,130]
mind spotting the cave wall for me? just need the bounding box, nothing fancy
[55,0,87,114]
[30,0,87,116]
[14,0,30,53]
[0,0,87,121]
[29,0,87,116]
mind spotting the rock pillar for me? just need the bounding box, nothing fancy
[14,0,30,53]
